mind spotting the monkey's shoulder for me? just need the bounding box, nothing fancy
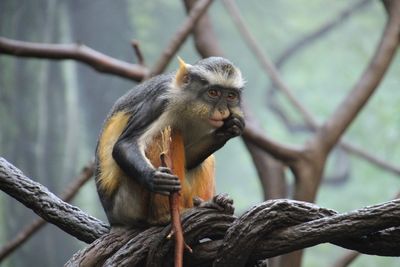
[100,73,174,141]
[111,73,173,114]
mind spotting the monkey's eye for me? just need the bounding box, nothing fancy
[227,92,238,102]
[208,89,220,98]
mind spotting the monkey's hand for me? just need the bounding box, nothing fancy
[148,167,181,196]
[193,193,235,215]
[215,114,245,142]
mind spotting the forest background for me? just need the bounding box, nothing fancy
[0,1,399,266]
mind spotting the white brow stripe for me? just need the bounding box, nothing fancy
[189,66,245,89]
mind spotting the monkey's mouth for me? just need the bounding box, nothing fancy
[208,118,224,128]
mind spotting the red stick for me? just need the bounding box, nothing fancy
[160,128,186,267]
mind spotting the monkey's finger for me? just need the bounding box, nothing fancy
[227,125,241,136]
[193,196,204,207]
[224,204,235,215]
[157,166,173,174]
[153,178,181,189]
[153,182,181,191]
[214,193,234,205]
[153,175,181,185]
[153,184,181,193]
[231,114,245,125]
[231,117,245,130]
[196,201,224,211]
[154,172,180,181]
[224,118,244,132]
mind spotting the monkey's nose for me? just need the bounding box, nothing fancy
[219,108,230,119]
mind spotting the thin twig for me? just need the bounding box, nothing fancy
[0,37,148,81]
[150,0,214,76]
[275,0,372,68]
[131,40,145,66]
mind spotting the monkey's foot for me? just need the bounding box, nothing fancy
[193,193,235,215]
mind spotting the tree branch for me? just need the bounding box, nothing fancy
[183,0,223,56]
[0,157,108,243]
[131,40,145,66]
[331,250,359,267]
[0,161,95,261]
[0,158,398,266]
[183,0,302,167]
[221,0,316,127]
[64,197,400,266]
[316,0,400,152]
[150,0,214,76]
[243,125,303,163]
[0,37,148,82]
[275,0,373,68]
[223,0,400,178]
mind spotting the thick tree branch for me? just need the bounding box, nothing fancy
[316,0,400,152]
[243,125,303,163]
[222,0,400,178]
[243,110,286,199]
[0,158,398,266]
[0,158,108,243]
[64,197,400,267]
[332,250,359,267]
[0,161,94,261]
[0,37,148,82]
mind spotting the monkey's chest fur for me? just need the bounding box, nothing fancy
[96,111,215,226]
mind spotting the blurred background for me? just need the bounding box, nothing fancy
[0,0,399,266]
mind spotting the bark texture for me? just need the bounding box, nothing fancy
[1,157,399,266]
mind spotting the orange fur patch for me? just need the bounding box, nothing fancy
[190,155,215,201]
[97,111,130,196]
[145,128,189,222]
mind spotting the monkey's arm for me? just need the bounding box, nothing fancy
[185,115,244,169]
[112,126,181,195]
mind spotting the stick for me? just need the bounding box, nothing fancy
[160,154,184,267]
[160,127,189,267]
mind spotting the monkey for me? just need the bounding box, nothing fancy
[95,56,245,227]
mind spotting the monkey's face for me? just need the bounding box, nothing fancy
[202,85,240,128]
[173,57,245,131]
[179,73,243,130]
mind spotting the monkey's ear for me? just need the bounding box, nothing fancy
[175,56,190,87]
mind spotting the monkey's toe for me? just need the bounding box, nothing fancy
[194,193,235,215]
